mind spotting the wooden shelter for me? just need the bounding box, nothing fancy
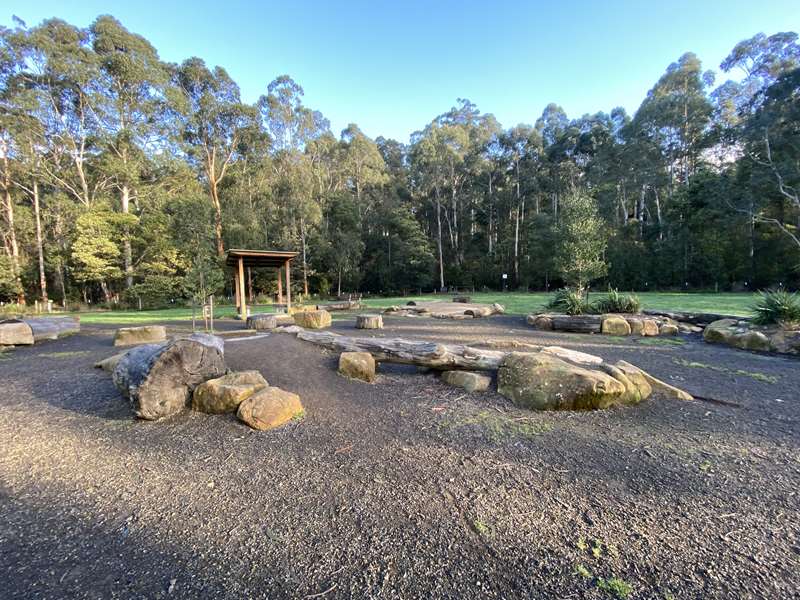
[225,249,298,318]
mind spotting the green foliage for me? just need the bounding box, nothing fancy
[592,289,642,314]
[547,288,590,315]
[596,577,633,599]
[123,274,181,309]
[554,191,608,290]
[751,289,800,326]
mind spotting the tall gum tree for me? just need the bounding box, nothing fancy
[178,58,257,256]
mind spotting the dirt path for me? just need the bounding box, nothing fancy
[0,315,798,598]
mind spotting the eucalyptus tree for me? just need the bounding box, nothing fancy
[259,75,330,294]
[90,15,174,287]
[339,123,388,218]
[177,57,257,256]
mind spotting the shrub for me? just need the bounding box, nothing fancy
[592,288,642,314]
[546,288,590,315]
[751,289,800,327]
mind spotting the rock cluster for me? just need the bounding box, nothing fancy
[192,371,268,413]
[528,313,672,337]
[703,319,800,354]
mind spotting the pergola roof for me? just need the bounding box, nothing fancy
[225,249,298,269]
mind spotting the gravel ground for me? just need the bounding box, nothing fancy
[0,314,798,599]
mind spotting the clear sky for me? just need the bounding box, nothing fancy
[4,0,799,142]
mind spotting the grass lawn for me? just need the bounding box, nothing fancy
[363,291,757,317]
[61,291,757,325]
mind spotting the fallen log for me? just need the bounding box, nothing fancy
[549,314,603,333]
[317,300,363,311]
[0,316,79,345]
[297,331,506,370]
[112,333,226,420]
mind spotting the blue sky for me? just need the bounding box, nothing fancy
[4,0,799,142]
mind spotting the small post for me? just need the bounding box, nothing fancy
[192,300,196,332]
[238,257,247,318]
[285,259,292,311]
[276,264,283,306]
[209,295,214,333]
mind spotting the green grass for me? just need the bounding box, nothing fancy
[363,291,756,316]
[57,291,757,325]
[673,358,778,384]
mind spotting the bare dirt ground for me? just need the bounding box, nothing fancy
[1,314,798,599]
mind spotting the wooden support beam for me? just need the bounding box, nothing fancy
[285,259,292,310]
[276,264,283,304]
[234,275,241,310]
[238,257,247,318]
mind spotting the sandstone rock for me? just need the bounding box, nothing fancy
[769,329,800,354]
[274,314,295,325]
[114,325,167,347]
[0,321,33,345]
[732,330,771,352]
[293,309,332,329]
[626,317,659,336]
[599,361,652,403]
[356,314,383,329]
[703,319,739,344]
[601,315,632,336]
[497,352,629,411]
[246,314,277,331]
[616,360,693,401]
[237,386,304,430]
[659,323,680,336]
[192,370,268,413]
[338,351,376,383]
[441,370,491,392]
[94,351,129,372]
[527,314,553,330]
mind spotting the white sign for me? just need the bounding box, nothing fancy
[502,273,508,279]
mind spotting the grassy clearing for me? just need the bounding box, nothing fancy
[673,358,778,384]
[363,291,755,316]
[57,291,757,325]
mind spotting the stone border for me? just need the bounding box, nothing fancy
[703,319,800,354]
[527,313,678,337]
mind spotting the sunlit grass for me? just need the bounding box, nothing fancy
[62,291,756,324]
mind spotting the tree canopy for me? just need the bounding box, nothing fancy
[0,17,798,306]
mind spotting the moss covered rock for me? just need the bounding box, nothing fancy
[497,352,629,411]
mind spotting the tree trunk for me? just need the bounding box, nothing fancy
[31,181,48,302]
[2,154,24,304]
[300,217,309,296]
[111,333,226,420]
[209,180,224,257]
[435,190,445,291]
[121,185,133,288]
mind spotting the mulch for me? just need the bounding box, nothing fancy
[0,314,797,599]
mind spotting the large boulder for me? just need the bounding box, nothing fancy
[441,370,491,392]
[659,323,680,336]
[114,325,167,347]
[616,360,693,401]
[237,386,304,430]
[338,351,376,383]
[626,317,660,336]
[703,319,739,344]
[192,370,268,413]
[601,315,632,336]
[497,352,630,411]
[0,321,33,345]
[769,329,800,354]
[293,309,332,329]
[732,330,772,352]
[246,314,278,331]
